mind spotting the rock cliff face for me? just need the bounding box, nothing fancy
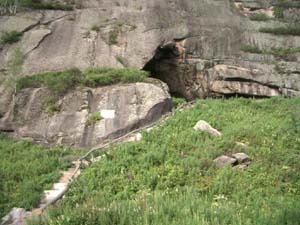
[0,0,300,145]
[1,82,171,148]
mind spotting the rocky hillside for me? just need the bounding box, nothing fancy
[0,0,300,143]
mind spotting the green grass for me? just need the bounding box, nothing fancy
[21,0,73,11]
[274,0,300,9]
[82,67,149,87]
[249,13,271,21]
[34,98,300,225]
[0,135,80,218]
[241,44,300,58]
[0,31,22,45]
[16,67,149,114]
[171,96,186,108]
[259,25,300,36]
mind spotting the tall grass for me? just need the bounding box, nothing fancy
[0,30,22,44]
[16,67,149,93]
[21,0,73,11]
[241,44,300,58]
[34,98,300,225]
[0,135,79,218]
[259,25,300,36]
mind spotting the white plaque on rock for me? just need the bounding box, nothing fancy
[101,110,115,119]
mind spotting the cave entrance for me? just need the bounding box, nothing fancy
[143,41,190,100]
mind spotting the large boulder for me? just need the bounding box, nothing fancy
[1,81,171,148]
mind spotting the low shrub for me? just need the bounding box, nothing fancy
[241,44,300,58]
[16,67,149,114]
[240,44,263,54]
[88,112,103,123]
[21,0,73,10]
[0,31,22,44]
[109,29,119,45]
[82,67,149,87]
[259,25,300,36]
[249,13,271,21]
[273,6,284,19]
[171,96,186,108]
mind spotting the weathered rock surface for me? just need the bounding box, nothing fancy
[1,208,29,225]
[193,120,221,137]
[0,82,171,148]
[232,152,251,164]
[0,0,299,101]
[214,153,252,169]
[214,156,238,168]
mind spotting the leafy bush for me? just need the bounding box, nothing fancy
[0,31,22,44]
[109,29,119,45]
[88,112,103,123]
[249,13,271,21]
[0,135,79,218]
[240,44,263,54]
[259,25,300,36]
[36,98,300,225]
[273,6,284,18]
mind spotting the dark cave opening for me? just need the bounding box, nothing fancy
[143,42,180,80]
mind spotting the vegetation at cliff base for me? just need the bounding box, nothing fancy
[241,44,300,58]
[31,98,300,225]
[249,13,270,21]
[16,67,149,94]
[259,25,300,36]
[0,0,73,15]
[0,135,79,218]
[0,31,22,45]
[16,67,149,114]
[21,0,73,11]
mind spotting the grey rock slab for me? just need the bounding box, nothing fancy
[1,208,29,225]
[214,155,238,168]
[232,152,251,164]
[7,81,171,148]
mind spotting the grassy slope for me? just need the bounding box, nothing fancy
[33,97,300,225]
[0,136,81,218]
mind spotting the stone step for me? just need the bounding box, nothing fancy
[41,185,67,204]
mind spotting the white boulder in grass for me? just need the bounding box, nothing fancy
[193,120,221,137]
